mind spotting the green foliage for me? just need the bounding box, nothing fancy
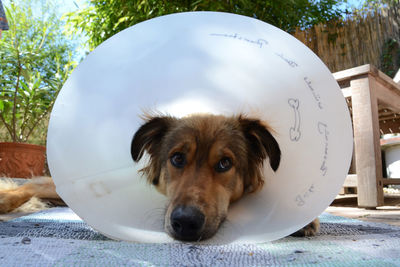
[353,0,399,15]
[0,1,77,144]
[356,0,400,77]
[363,0,396,9]
[380,38,400,78]
[64,0,346,50]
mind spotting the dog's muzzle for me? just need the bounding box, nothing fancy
[170,205,205,241]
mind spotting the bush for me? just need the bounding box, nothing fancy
[0,1,77,145]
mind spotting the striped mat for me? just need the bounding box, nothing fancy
[0,208,399,266]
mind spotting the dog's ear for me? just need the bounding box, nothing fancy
[131,116,175,185]
[239,116,281,171]
[131,116,174,161]
[239,116,281,192]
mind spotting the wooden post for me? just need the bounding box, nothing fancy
[350,75,384,208]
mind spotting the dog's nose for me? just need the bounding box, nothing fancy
[170,205,205,241]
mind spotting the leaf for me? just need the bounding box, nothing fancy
[19,81,31,98]
[113,16,130,30]
[2,100,11,114]
[20,68,31,83]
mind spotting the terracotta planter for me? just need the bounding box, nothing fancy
[0,142,46,178]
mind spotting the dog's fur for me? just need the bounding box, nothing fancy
[0,177,58,214]
[131,114,319,241]
[0,114,319,241]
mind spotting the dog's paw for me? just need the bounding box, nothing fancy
[290,218,320,237]
[0,190,24,214]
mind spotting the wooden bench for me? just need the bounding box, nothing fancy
[333,64,400,208]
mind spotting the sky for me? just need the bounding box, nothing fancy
[2,0,88,16]
[341,0,365,9]
[58,0,88,16]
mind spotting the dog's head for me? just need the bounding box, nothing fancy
[131,114,280,241]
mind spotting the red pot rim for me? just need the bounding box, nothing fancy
[0,142,46,151]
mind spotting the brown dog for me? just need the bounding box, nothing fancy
[0,113,319,241]
[0,177,60,214]
[131,113,318,241]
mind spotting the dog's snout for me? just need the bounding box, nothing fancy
[170,205,205,241]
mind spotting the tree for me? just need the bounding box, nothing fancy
[65,0,346,51]
[0,0,77,144]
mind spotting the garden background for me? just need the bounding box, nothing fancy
[0,0,399,148]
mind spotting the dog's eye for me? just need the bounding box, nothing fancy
[170,152,186,168]
[215,157,233,172]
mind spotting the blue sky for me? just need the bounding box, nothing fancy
[58,0,88,16]
[341,0,364,9]
[3,0,88,18]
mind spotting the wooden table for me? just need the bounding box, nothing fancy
[333,64,400,208]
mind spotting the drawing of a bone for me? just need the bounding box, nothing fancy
[288,98,301,141]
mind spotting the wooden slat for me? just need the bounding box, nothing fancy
[378,106,399,115]
[373,66,400,95]
[343,174,357,187]
[379,120,400,134]
[341,87,352,98]
[375,81,400,113]
[350,75,384,208]
[333,64,372,82]
[343,174,400,187]
[334,65,400,102]
[382,179,400,185]
[379,114,399,121]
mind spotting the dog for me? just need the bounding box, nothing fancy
[0,113,319,240]
[0,176,61,214]
[131,113,319,241]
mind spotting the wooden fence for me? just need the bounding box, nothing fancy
[293,8,400,75]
